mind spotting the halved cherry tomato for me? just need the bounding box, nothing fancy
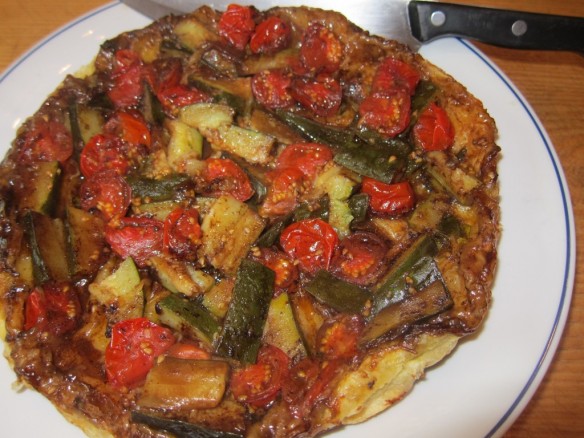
[24,282,80,335]
[331,231,388,286]
[300,23,342,73]
[290,76,342,117]
[361,177,415,215]
[16,117,73,164]
[230,344,290,408]
[275,143,333,179]
[163,208,202,258]
[203,158,254,202]
[280,218,338,275]
[104,111,151,149]
[105,317,175,388]
[358,89,411,138]
[166,343,211,360]
[261,167,305,216]
[79,169,132,222]
[316,314,364,360]
[218,4,256,51]
[251,69,294,110]
[80,134,130,178]
[253,248,298,292]
[105,217,164,266]
[157,84,209,113]
[250,16,291,54]
[108,50,146,108]
[412,102,455,151]
[372,57,421,95]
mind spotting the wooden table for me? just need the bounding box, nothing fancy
[1,0,582,436]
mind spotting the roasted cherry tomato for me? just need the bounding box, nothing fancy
[280,218,338,275]
[300,23,342,73]
[166,343,211,360]
[80,134,130,178]
[290,76,342,117]
[218,4,256,51]
[253,248,298,292]
[261,167,305,216]
[163,208,202,258]
[275,143,333,179]
[79,169,132,222]
[105,317,175,388]
[105,217,164,266]
[16,117,73,164]
[361,177,415,215]
[372,57,421,95]
[251,69,294,110]
[230,344,290,408]
[24,282,80,335]
[412,102,455,151]
[157,84,209,113]
[250,16,291,54]
[108,49,146,108]
[203,158,254,202]
[331,231,388,286]
[358,89,411,138]
[316,314,364,360]
[104,111,151,149]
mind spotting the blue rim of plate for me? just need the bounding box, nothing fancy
[0,2,575,437]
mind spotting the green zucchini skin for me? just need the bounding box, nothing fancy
[126,173,192,202]
[304,270,371,314]
[215,259,275,363]
[23,211,49,286]
[131,411,243,438]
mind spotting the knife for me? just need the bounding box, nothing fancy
[121,0,584,54]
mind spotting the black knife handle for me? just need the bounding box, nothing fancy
[409,1,584,54]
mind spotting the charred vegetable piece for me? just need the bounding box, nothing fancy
[131,411,243,438]
[138,357,230,410]
[361,279,453,344]
[17,161,61,215]
[348,193,369,225]
[23,212,49,285]
[65,206,106,276]
[304,270,371,314]
[215,259,275,363]
[372,234,438,315]
[151,256,214,297]
[158,294,220,346]
[126,174,191,202]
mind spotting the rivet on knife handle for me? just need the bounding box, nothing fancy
[409,1,584,54]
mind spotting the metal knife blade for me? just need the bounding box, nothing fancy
[120,0,584,54]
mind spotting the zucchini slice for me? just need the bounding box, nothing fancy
[263,293,307,360]
[17,161,61,215]
[215,259,274,363]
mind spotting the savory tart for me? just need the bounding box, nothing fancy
[0,4,499,437]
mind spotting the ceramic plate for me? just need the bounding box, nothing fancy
[0,2,575,437]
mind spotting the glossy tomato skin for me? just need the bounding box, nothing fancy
[280,218,338,275]
[250,16,291,54]
[24,282,81,335]
[252,247,298,293]
[166,343,211,360]
[79,169,132,222]
[108,49,146,108]
[203,158,254,202]
[331,231,388,286]
[358,89,411,138]
[300,23,342,74]
[230,344,290,408]
[105,217,164,266]
[372,57,421,95]
[163,208,202,258]
[104,110,151,149]
[105,317,175,388]
[218,4,256,51]
[276,143,333,180]
[290,76,342,117]
[16,117,73,164]
[261,167,305,216]
[361,178,415,215]
[316,314,364,360]
[251,69,294,110]
[80,134,129,178]
[413,102,455,151]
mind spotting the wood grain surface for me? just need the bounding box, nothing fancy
[1,0,582,436]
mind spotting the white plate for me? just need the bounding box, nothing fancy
[0,2,575,437]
